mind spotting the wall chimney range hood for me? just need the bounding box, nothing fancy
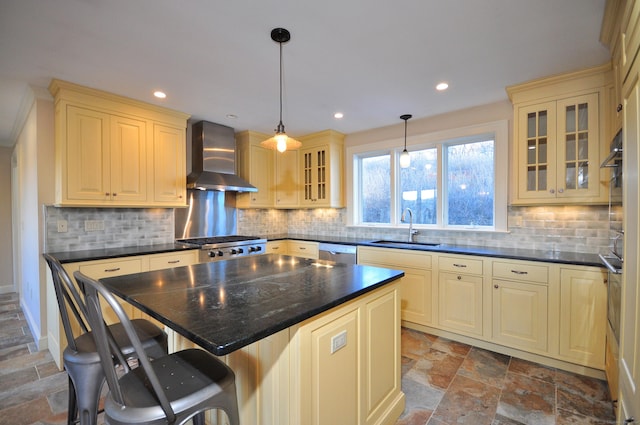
[187,120,257,192]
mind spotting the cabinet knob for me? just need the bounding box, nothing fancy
[549,189,555,194]
[494,284,499,289]
[558,188,564,193]
[617,104,623,113]
[457,275,462,280]
[105,192,110,196]
[624,418,635,424]
[112,193,117,196]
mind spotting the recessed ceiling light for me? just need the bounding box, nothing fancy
[226,114,238,119]
[436,82,449,91]
[334,112,344,119]
[153,91,167,99]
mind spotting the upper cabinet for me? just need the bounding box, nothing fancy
[507,64,612,205]
[298,130,345,208]
[49,79,190,207]
[236,129,344,209]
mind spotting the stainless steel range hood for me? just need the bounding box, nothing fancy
[187,120,257,192]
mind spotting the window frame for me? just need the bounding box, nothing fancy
[345,120,509,232]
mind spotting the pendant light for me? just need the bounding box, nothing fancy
[261,28,302,153]
[399,114,412,168]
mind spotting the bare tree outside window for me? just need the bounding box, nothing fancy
[361,154,390,223]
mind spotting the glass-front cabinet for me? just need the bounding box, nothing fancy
[508,65,611,205]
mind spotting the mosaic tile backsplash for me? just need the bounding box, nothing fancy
[46,204,616,255]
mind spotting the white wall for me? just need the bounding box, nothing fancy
[12,91,54,349]
[0,147,13,292]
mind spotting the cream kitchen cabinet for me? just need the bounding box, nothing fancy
[274,149,300,207]
[358,246,435,326]
[491,260,549,353]
[507,65,611,205]
[438,256,484,337]
[557,266,607,369]
[49,79,189,207]
[298,130,344,208]
[236,131,275,208]
[265,240,288,255]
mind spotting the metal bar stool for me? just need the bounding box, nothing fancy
[44,254,168,425]
[75,270,240,425]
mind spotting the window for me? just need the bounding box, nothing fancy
[347,120,508,231]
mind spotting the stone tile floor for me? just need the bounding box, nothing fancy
[0,292,617,425]
[397,328,617,425]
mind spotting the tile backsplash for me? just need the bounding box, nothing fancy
[238,205,615,255]
[45,207,174,252]
[45,204,616,255]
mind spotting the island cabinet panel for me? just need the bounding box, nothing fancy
[558,267,607,369]
[358,246,435,326]
[49,79,189,207]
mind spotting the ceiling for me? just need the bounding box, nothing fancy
[0,0,611,148]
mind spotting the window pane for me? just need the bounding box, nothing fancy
[446,140,494,226]
[399,148,438,224]
[361,155,390,223]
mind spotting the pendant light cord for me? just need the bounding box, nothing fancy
[279,41,284,127]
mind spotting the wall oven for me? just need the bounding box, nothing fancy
[599,128,623,344]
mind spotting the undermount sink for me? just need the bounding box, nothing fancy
[370,240,440,248]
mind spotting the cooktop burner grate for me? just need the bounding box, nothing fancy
[177,235,264,246]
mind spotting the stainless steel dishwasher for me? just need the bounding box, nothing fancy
[318,243,357,264]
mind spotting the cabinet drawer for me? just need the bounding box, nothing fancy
[439,256,483,275]
[288,241,319,259]
[266,241,287,254]
[358,247,432,269]
[148,251,197,270]
[492,261,548,284]
[79,259,143,279]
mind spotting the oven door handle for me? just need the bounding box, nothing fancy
[599,254,623,274]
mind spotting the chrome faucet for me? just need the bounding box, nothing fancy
[401,208,418,242]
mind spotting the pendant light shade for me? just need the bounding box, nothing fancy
[261,28,301,153]
[399,114,412,168]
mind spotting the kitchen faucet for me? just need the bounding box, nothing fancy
[401,208,419,242]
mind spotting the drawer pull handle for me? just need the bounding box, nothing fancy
[168,260,181,264]
[104,267,121,273]
[299,247,306,250]
[511,270,528,275]
[453,263,467,268]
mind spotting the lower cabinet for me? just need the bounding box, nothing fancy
[287,240,319,259]
[358,246,607,374]
[558,267,607,368]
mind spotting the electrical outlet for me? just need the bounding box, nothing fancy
[84,220,105,232]
[57,220,68,233]
[331,330,347,354]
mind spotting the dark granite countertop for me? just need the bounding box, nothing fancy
[99,254,404,356]
[49,243,198,264]
[268,234,604,268]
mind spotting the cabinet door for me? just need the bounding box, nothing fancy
[110,115,148,202]
[288,241,319,259]
[555,93,600,200]
[152,123,186,205]
[397,266,434,326]
[558,268,606,368]
[516,101,558,201]
[301,146,328,206]
[275,149,299,207]
[65,105,111,202]
[249,144,274,207]
[438,272,483,336]
[492,280,547,352]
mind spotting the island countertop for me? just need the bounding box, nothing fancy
[99,254,404,356]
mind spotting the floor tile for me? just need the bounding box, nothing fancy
[457,347,510,389]
[405,347,465,390]
[508,357,556,384]
[492,413,525,424]
[556,408,617,424]
[401,375,445,412]
[496,372,555,425]
[430,374,501,425]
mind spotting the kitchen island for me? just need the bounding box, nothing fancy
[99,254,405,425]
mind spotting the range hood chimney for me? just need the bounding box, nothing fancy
[187,120,257,192]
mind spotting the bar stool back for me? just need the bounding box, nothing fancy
[75,270,240,425]
[44,254,168,425]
